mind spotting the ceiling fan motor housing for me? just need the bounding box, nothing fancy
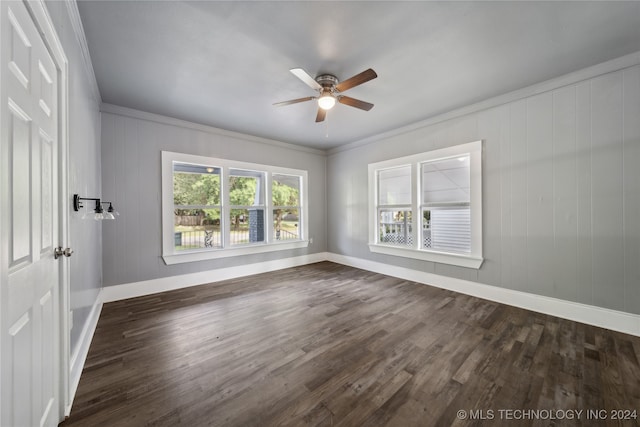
[316,74,339,92]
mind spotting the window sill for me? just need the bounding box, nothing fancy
[368,244,483,269]
[163,240,309,265]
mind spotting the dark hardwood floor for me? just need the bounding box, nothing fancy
[61,262,640,426]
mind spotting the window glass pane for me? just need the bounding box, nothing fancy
[173,163,222,252]
[424,207,471,253]
[421,155,469,204]
[273,208,299,241]
[230,208,264,245]
[174,208,221,251]
[229,169,264,206]
[173,163,221,206]
[378,166,411,205]
[378,209,413,246]
[272,174,300,206]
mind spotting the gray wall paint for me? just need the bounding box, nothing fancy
[328,65,640,315]
[100,111,327,287]
[46,2,102,352]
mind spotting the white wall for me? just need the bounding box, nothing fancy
[100,105,327,287]
[45,1,102,354]
[328,61,640,315]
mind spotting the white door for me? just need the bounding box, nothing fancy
[1,1,61,426]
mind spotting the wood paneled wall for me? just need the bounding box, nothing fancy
[328,65,640,315]
[100,107,328,287]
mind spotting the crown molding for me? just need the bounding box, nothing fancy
[328,50,640,156]
[100,103,327,156]
[64,0,101,102]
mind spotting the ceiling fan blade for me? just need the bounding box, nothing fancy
[273,96,315,107]
[338,96,374,111]
[315,108,326,123]
[335,68,377,92]
[290,68,322,91]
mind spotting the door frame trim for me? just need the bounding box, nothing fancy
[23,0,71,420]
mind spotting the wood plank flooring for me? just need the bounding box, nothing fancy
[61,262,640,426]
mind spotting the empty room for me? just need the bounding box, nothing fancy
[1,1,640,426]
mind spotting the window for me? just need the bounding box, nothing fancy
[229,169,265,245]
[272,174,301,242]
[173,163,222,250]
[377,166,413,247]
[162,152,308,265]
[368,141,483,268]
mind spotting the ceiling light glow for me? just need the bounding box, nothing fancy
[318,94,336,110]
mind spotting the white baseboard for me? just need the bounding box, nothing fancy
[66,292,103,416]
[99,251,640,336]
[326,253,640,337]
[66,251,638,419]
[101,252,329,303]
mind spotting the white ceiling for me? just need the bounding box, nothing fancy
[77,1,640,150]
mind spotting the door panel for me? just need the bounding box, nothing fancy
[41,134,53,252]
[8,313,33,425]
[7,6,31,90]
[1,1,60,426]
[9,101,32,266]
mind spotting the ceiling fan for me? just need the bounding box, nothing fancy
[274,68,377,122]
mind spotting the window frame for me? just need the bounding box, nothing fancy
[272,173,303,243]
[162,151,308,265]
[368,140,483,269]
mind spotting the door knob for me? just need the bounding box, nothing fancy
[54,247,73,259]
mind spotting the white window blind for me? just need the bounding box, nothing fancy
[430,208,471,253]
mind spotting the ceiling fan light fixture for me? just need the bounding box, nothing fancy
[318,94,336,110]
[275,67,376,121]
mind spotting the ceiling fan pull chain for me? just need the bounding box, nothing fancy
[325,114,330,138]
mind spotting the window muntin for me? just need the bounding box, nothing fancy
[162,152,308,264]
[368,141,483,269]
